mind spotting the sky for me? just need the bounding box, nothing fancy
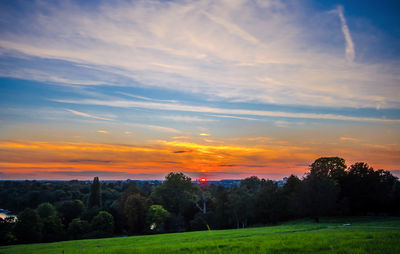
[0,0,399,180]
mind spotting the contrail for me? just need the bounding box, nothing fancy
[337,5,355,62]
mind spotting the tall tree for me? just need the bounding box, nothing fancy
[152,172,196,216]
[294,157,342,222]
[88,177,102,208]
[211,185,231,229]
[123,193,150,234]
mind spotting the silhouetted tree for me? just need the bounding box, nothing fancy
[210,185,231,229]
[255,180,282,224]
[152,172,197,216]
[282,175,301,195]
[228,185,252,228]
[309,157,346,181]
[293,157,343,222]
[343,162,398,215]
[88,177,102,208]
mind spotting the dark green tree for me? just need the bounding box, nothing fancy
[37,202,57,218]
[282,175,301,195]
[88,177,102,208]
[57,199,84,225]
[40,215,65,242]
[0,217,17,245]
[293,176,339,222]
[255,180,282,224]
[152,172,197,216]
[228,185,252,228]
[36,202,65,242]
[146,205,170,233]
[123,193,150,234]
[343,162,398,214]
[68,218,91,240]
[14,208,42,243]
[210,185,231,229]
[91,211,114,237]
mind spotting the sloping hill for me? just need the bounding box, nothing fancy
[1,217,400,254]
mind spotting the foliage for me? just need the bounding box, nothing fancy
[36,203,57,218]
[152,172,197,216]
[14,208,42,243]
[0,217,17,245]
[309,157,347,180]
[123,193,150,234]
[88,177,102,208]
[0,157,399,245]
[91,211,114,237]
[57,199,84,225]
[146,205,170,233]
[40,214,65,242]
[67,218,91,240]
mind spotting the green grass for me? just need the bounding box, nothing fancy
[1,217,400,254]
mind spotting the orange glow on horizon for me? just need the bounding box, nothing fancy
[0,139,398,180]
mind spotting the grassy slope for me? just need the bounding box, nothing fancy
[1,217,400,254]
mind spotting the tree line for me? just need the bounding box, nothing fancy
[0,157,399,245]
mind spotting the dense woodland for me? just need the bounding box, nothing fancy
[1,157,399,245]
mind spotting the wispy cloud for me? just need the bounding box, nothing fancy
[340,137,360,142]
[160,115,215,123]
[129,123,181,134]
[337,5,355,62]
[96,130,109,134]
[116,92,177,103]
[275,120,290,128]
[55,98,400,123]
[207,114,257,121]
[66,109,113,121]
[0,0,397,109]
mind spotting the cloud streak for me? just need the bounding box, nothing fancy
[337,5,355,62]
[55,98,400,123]
[66,109,113,121]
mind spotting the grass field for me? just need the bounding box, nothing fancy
[1,217,399,254]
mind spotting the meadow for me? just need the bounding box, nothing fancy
[1,217,399,254]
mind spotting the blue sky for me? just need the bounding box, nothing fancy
[0,0,399,180]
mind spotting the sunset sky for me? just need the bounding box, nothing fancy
[0,0,399,180]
